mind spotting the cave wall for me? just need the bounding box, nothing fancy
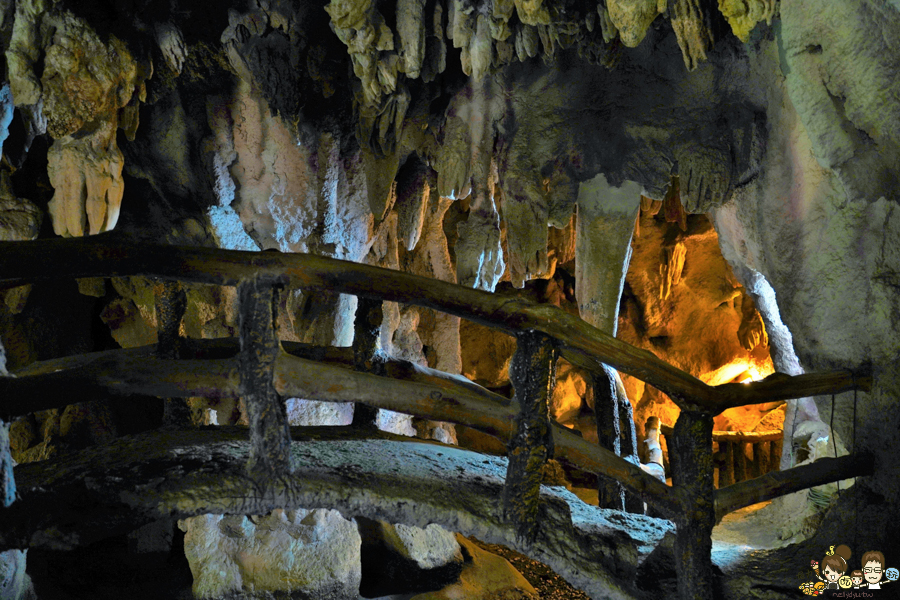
[1,0,899,598]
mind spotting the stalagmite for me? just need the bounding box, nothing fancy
[641,416,666,482]
[663,175,687,231]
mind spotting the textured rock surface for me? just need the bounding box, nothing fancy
[575,174,641,336]
[411,535,538,600]
[0,172,40,242]
[179,509,361,599]
[8,428,675,599]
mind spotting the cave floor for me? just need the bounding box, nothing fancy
[711,499,802,572]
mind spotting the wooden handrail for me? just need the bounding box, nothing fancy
[2,342,679,515]
[0,235,871,412]
[660,424,782,443]
[714,453,874,519]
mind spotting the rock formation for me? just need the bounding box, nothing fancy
[1,0,899,598]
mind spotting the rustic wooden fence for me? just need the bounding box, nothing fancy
[659,423,783,488]
[0,233,873,600]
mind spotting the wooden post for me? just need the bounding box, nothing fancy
[772,437,784,471]
[670,410,715,600]
[502,331,557,545]
[733,441,748,483]
[155,279,191,426]
[239,278,291,478]
[593,366,624,510]
[758,441,771,476]
[749,442,762,479]
[720,441,734,487]
[352,296,384,428]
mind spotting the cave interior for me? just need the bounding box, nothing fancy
[0,0,899,598]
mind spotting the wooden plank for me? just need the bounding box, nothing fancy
[669,410,715,600]
[238,278,291,478]
[715,453,874,520]
[1,350,241,417]
[1,236,873,413]
[502,331,557,544]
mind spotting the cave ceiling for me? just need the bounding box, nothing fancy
[1,0,770,267]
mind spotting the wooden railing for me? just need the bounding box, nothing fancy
[660,423,783,488]
[0,233,874,600]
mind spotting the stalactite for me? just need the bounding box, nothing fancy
[717,0,777,42]
[659,242,687,300]
[738,291,769,351]
[607,0,664,47]
[669,0,714,71]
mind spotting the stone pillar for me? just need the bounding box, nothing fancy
[576,174,644,511]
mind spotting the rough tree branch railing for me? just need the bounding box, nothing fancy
[0,234,872,413]
[1,341,679,516]
[661,423,783,488]
[0,234,875,600]
[714,453,874,520]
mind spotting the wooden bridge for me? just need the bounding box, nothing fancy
[0,233,873,599]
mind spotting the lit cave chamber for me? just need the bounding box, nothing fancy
[0,0,898,598]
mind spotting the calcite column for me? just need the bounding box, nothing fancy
[575,174,643,510]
